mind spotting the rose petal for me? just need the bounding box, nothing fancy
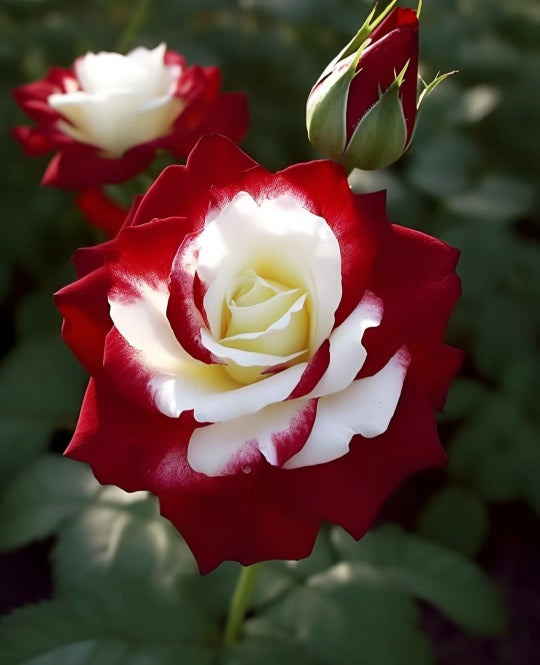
[274,377,447,541]
[149,361,308,423]
[307,291,382,398]
[197,191,342,353]
[285,346,410,468]
[187,398,317,476]
[278,163,379,328]
[55,265,111,376]
[359,222,461,400]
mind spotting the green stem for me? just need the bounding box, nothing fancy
[115,0,153,53]
[223,564,260,646]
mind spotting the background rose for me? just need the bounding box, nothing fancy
[12,44,248,189]
[56,134,461,573]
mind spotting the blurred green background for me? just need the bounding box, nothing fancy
[0,0,539,663]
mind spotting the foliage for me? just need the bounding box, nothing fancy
[0,0,538,662]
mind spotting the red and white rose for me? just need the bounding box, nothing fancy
[56,135,461,573]
[13,44,248,189]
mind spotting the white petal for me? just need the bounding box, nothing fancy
[198,191,342,353]
[200,328,306,368]
[49,44,182,156]
[76,44,169,96]
[284,346,410,469]
[150,361,307,423]
[108,283,185,374]
[187,398,313,476]
[110,284,309,423]
[307,291,383,398]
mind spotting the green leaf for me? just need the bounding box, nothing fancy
[344,68,409,171]
[0,599,215,665]
[52,493,196,597]
[253,581,432,665]
[0,335,87,425]
[332,525,506,636]
[51,490,223,647]
[0,454,99,550]
[406,133,481,197]
[447,174,536,223]
[440,379,490,422]
[417,486,489,557]
[448,395,540,511]
[0,418,52,484]
[222,636,314,665]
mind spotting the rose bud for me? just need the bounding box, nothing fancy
[306,0,452,171]
[12,44,248,189]
[56,135,461,573]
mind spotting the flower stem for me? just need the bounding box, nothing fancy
[223,564,260,646]
[116,0,153,53]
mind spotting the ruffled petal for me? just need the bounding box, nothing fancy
[285,347,410,468]
[187,398,317,476]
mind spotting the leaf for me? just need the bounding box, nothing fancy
[406,133,481,197]
[222,636,315,665]
[331,525,506,636]
[439,379,490,422]
[253,581,432,665]
[0,599,215,665]
[51,490,220,646]
[448,395,540,511]
[417,486,489,557]
[52,491,196,598]
[0,454,99,550]
[0,418,52,484]
[447,174,536,223]
[0,335,87,425]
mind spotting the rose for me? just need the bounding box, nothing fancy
[75,188,128,237]
[306,1,451,171]
[13,44,248,189]
[56,135,461,573]
[306,2,418,171]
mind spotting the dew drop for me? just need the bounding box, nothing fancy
[242,465,251,474]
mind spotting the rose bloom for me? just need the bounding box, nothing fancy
[13,44,248,189]
[56,135,461,573]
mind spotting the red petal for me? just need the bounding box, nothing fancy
[273,377,446,539]
[65,378,319,573]
[42,146,156,189]
[359,222,461,408]
[167,232,214,364]
[55,266,111,376]
[130,135,262,229]
[65,378,194,493]
[107,216,187,300]
[278,161,379,328]
[346,9,419,142]
[287,340,330,399]
[75,189,128,237]
[160,473,320,573]
[12,126,55,157]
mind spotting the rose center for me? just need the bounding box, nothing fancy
[217,269,309,384]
